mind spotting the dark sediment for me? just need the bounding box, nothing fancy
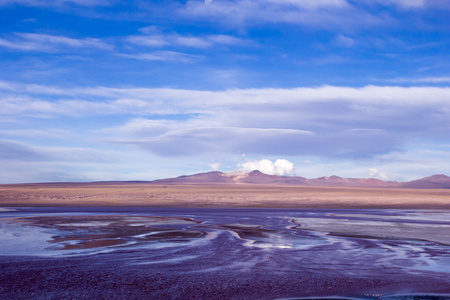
[1,246,450,300]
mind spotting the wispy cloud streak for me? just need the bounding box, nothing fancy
[0,0,112,7]
[0,33,111,52]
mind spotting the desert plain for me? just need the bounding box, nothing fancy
[1,182,450,208]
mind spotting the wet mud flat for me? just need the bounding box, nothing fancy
[1,208,450,299]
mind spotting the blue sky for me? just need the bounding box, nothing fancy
[1,0,450,183]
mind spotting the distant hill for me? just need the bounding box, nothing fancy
[152,171,234,184]
[151,171,450,189]
[399,174,450,189]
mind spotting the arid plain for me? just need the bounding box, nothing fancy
[1,182,450,208]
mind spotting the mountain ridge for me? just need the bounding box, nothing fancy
[151,171,450,189]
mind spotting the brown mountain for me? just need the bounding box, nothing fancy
[399,174,450,189]
[151,170,450,189]
[152,171,234,184]
[304,176,399,188]
[238,170,307,184]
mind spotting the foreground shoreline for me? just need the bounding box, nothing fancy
[1,183,450,208]
[1,208,450,299]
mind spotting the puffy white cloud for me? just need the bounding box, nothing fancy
[369,168,390,180]
[239,159,295,176]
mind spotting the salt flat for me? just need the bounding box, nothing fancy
[1,182,450,208]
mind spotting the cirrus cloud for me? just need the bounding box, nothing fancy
[0,33,111,52]
[0,0,112,7]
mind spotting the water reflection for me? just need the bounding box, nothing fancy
[1,208,449,276]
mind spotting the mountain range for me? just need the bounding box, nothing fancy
[151,171,450,189]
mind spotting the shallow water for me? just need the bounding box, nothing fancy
[1,207,449,299]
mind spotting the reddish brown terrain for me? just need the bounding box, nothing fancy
[1,172,450,299]
[153,170,450,188]
[1,171,449,208]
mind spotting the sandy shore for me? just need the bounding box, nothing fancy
[1,182,450,208]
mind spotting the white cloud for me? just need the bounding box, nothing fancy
[360,0,450,10]
[0,0,111,7]
[110,127,315,156]
[127,35,210,48]
[333,34,355,47]
[180,0,389,30]
[2,81,450,161]
[264,0,349,10]
[5,82,450,108]
[105,126,399,158]
[377,0,425,9]
[3,83,450,133]
[210,162,221,171]
[126,30,249,49]
[118,51,201,62]
[239,159,295,176]
[0,33,111,52]
[390,77,450,84]
[2,81,450,182]
[369,168,390,180]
